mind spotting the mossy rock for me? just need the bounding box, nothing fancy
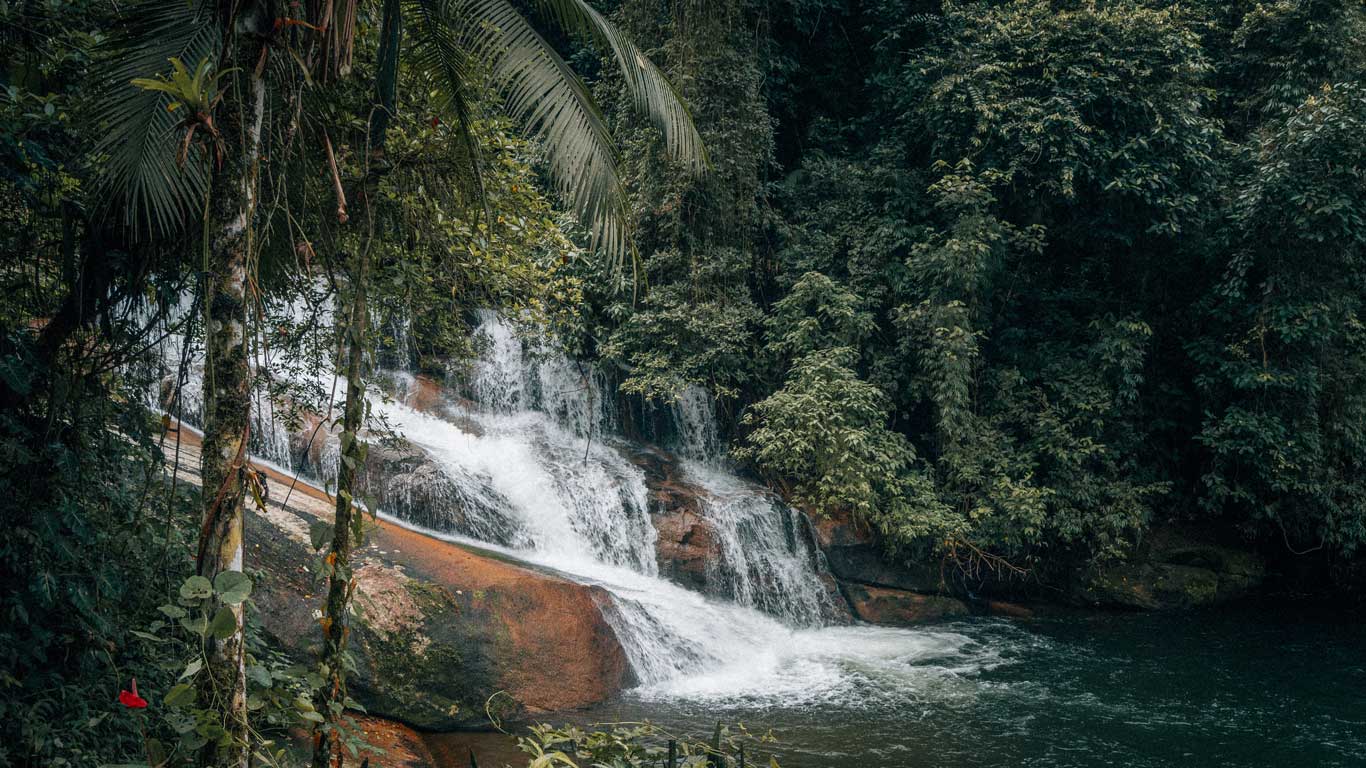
[1078,563,1220,610]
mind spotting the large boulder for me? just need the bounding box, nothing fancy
[812,510,946,594]
[840,583,971,625]
[1074,527,1266,610]
[164,427,630,731]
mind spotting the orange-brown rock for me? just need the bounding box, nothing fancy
[162,425,629,731]
[652,507,720,592]
[352,717,441,768]
[984,599,1036,619]
[841,582,970,625]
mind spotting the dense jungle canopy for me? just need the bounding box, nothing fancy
[1,0,1364,765]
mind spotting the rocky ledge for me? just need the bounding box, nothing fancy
[812,506,1268,618]
[162,426,629,731]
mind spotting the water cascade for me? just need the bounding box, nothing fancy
[147,303,987,706]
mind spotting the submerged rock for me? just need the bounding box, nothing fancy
[1074,528,1266,610]
[840,583,971,625]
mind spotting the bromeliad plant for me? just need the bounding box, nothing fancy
[129,57,232,168]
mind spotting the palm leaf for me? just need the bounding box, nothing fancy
[411,0,626,255]
[412,0,708,261]
[93,0,220,239]
[405,0,490,218]
[530,0,708,171]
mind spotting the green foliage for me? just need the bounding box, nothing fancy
[1221,0,1366,132]
[517,721,781,768]
[735,348,952,545]
[577,0,773,402]
[1194,82,1366,554]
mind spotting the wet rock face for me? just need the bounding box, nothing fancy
[621,445,719,590]
[813,510,945,594]
[651,506,721,592]
[163,428,629,731]
[278,397,530,548]
[358,440,531,549]
[840,583,971,625]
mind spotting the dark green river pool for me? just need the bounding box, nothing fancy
[543,601,1365,767]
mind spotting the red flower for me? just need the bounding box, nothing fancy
[118,678,148,709]
[430,117,441,128]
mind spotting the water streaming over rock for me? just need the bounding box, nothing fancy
[145,302,949,699]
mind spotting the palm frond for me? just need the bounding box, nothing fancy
[531,0,708,172]
[411,0,633,256]
[93,0,220,239]
[405,0,489,217]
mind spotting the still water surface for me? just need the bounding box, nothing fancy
[541,603,1365,768]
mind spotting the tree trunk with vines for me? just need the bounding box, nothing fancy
[197,6,267,766]
[312,2,398,764]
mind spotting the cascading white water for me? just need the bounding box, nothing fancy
[142,294,298,469]
[670,385,722,461]
[466,309,613,438]
[148,302,956,702]
[679,460,837,626]
[657,381,838,625]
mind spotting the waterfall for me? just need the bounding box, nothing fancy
[142,294,298,469]
[148,303,946,700]
[466,309,613,438]
[670,385,721,461]
[660,380,836,625]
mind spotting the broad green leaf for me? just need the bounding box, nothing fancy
[179,615,208,636]
[165,682,196,708]
[179,575,212,600]
[214,571,252,604]
[310,520,335,551]
[209,606,238,640]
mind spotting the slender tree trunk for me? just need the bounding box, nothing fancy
[197,9,267,766]
[311,247,368,768]
[312,3,399,765]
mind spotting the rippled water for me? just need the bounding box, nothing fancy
[562,604,1366,768]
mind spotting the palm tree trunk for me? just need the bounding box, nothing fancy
[197,15,267,767]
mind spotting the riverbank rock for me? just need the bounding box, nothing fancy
[162,427,629,731]
[840,582,971,625]
[812,510,946,594]
[1074,528,1266,610]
